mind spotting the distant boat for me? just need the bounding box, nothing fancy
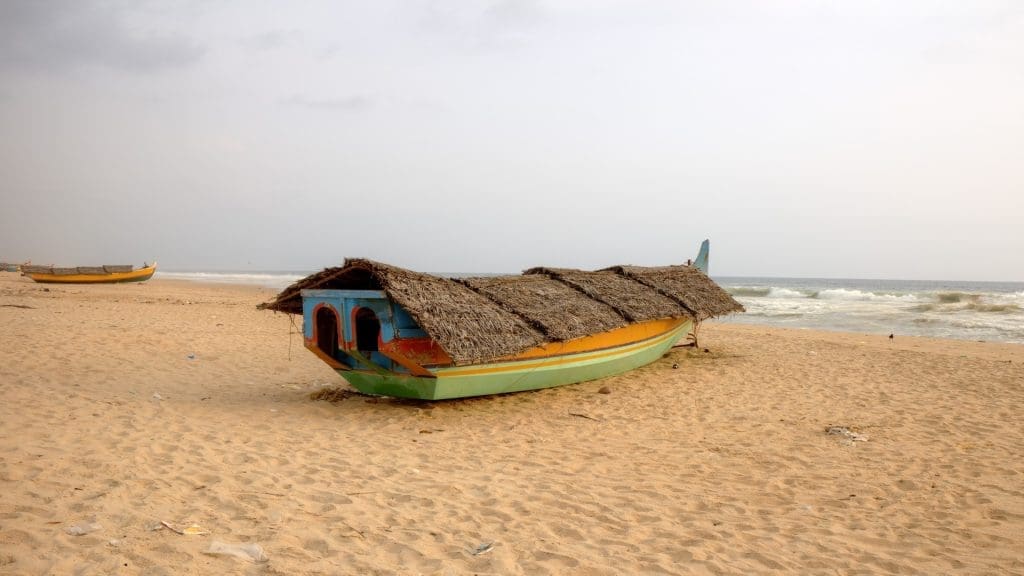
[260,241,743,400]
[0,262,21,272]
[22,262,157,284]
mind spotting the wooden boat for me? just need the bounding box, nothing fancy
[22,262,157,284]
[260,242,742,400]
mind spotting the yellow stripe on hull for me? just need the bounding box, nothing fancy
[340,319,693,399]
[494,317,688,362]
[439,318,689,377]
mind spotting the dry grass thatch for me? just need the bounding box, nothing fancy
[257,265,361,315]
[460,275,627,341]
[602,265,744,320]
[262,259,545,365]
[309,387,360,403]
[525,267,689,322]
[354,260,546,365]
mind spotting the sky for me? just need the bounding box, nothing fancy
[0,1,1021,281]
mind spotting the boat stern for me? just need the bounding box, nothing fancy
[300,289,448,384]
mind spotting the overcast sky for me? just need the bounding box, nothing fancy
[1,1,1021,280]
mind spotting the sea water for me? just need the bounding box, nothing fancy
[717,277,1024,344]
[157,270,309,287]
[157,270,1024,344]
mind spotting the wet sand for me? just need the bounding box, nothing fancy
[1,272,1022,575]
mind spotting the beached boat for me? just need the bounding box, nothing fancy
[22,263,157,284]
[260,242,742,400]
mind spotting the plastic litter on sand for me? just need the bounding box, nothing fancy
[204,540,269,563]
[65,521,102,536]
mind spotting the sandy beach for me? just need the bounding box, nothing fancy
[1,272,1022,575]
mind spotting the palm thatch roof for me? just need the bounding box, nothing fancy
[602,265,744,321]
[256,266,349,315]
[524,268,687,322]
[261,256,743,365]
[460,275,627,341]
[261,259,545,364]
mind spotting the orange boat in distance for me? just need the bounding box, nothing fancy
[22,262,157,284]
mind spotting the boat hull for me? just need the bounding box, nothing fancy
[338,318,691,400]
[26,265,157,284]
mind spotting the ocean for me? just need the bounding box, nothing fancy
[158,270,309,288]
[157,271,1024,344]
[717,277,1024,344]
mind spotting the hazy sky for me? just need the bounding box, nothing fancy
[1,1,1021,280]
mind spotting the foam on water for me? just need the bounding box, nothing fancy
[815,288,922,303]
[720,276,1024,343]
[729,286,772,297]
[767,287,807,299]
[157,271,306,289]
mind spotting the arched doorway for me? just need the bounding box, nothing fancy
[315,307,339,358]
[355,308,381,352]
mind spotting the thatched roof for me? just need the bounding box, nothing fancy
[460,275,627,341]
[524,268,687,322]
[261,257,742,365]
[602,265,744,321]
[261,259,545,365]
[257,265,365,315]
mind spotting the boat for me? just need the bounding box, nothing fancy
[21,262,157,284]
[259,241,742,400]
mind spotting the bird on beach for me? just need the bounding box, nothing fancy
[889,333,894,343]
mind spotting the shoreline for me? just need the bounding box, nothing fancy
[1,273,1022,574]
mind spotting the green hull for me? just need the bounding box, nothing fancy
[339,320,691,400]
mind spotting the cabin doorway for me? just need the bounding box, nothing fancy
[355,308,381,352]
[315,307,339,358]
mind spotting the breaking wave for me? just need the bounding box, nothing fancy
[728,286,772,297]
[720,277,1024,343]
[964,302,1021,314]
[727,286,812,298]
[911,301,1020,315]
[769,287,808,299]
[158,271,306,288]
[937,292,980,303]
[727,285,1014,310]
[814,288,920,302]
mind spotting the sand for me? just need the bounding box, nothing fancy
[1,272,1022,575]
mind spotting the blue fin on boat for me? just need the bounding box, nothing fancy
[692,239,710,273]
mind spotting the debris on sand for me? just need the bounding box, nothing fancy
[310,387,359,402]
[204,540,269,563]
[65,520,102,536]
[469,541,495,556]
[826,426,868,445]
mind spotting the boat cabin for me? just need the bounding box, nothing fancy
[300,289,446,376]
